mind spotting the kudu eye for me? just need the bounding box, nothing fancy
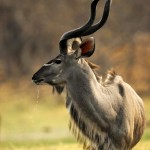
[54,59,62,64]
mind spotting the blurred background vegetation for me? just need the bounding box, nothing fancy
[0,0,150,149]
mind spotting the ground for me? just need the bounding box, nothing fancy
[0,84,150,150]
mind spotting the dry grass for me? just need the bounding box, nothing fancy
[0,82,150,150]
[1,142,150,150]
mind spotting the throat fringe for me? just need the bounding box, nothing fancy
[69,118,94,150]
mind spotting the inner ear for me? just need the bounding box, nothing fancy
[80,37,95,57]
[67,38,82,54]
[72,40,80,50]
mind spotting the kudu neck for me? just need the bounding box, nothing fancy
[66,58,99,90]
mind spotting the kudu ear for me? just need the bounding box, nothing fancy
[80,37,95,57]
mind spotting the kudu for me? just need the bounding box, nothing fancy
[32,0,145,149]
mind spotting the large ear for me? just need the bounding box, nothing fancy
[80,37,95,57]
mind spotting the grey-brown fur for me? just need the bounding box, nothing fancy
[32,0,145,149]
[65,59,145,150]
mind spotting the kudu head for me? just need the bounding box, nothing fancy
[32,0,111,93]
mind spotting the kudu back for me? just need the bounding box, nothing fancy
[32,0,145,149]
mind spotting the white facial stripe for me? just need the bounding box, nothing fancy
[43,63,53,67]
[67,101,72,113]
[56,74,60,78]
[52,79,56,82]
[56,70,63,78]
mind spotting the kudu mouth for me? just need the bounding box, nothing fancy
[32,75,45,85]
[32,74,62,86]
[32,74,65,94]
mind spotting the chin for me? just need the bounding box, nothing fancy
[47,81,65,94]
[33,80,45,85]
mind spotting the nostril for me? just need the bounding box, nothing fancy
[32,75,37,81]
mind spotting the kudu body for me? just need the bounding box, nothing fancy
[32,0,145,149]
